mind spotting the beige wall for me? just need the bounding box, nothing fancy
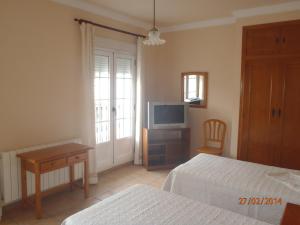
[0,0,145,152]
[146,10,300,157]
[145,26,236,156]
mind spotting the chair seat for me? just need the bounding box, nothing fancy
[196,146,222,156]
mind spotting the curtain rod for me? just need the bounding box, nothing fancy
[74,18,146,38]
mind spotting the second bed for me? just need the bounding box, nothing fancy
[163,153,300,225]
[62,184,271,225]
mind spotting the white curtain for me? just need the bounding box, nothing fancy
[134,37,145,165]
[80,23,98,184]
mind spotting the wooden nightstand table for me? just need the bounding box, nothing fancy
[281,203,300,225]
[17,143,91,219]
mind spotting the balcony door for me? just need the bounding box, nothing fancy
[94,49,135,172]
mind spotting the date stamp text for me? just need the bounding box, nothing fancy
[239,197,282,205]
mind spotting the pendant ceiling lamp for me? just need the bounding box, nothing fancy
[143,0,166,46]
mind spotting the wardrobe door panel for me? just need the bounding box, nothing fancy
[280,59,300,170]
[268,65,285,167]
[244,61,279,165]
[280,24,300,55]
[245,27,280,56]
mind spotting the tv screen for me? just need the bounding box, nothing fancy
[154,105,185,124]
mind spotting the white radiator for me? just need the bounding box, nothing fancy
[0,138,84,205]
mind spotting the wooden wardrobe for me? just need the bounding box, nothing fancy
[238,20,300,170]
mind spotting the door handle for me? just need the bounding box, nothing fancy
[112,107,116,112]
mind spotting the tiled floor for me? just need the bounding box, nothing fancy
[1,165,170,225]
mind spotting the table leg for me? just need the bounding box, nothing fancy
[69,165,74,191]
[21,160,28,208]
[84,160,89,198]
[34,164,42,219]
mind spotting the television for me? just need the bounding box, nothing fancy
[148,102,188,129]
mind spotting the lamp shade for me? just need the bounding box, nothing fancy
[143,27,166,46]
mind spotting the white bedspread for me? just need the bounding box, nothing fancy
[62,184,271,225]
[163,154,300,225]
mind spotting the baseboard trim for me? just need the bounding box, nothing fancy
[98,161,134,176]
[89,174,98,184]
[2,179,83,209]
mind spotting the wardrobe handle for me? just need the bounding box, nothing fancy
[278,109,282,117]
[275,37,280,44]
[272,108,276,117]
[282,37,286,44]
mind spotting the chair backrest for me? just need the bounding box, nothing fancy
[203,119,227,150]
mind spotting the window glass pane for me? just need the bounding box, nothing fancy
[116,58,132,78]
[94,77,110,100]
[94,55,110,144]
[116,57,133,139]
[95,56,109,78]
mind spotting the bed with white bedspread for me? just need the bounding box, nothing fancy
[62,184,271,225]
[163,154,300,225]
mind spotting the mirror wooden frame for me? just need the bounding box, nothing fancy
[181,72,208,108]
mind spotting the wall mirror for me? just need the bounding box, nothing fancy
[181,72,208,108]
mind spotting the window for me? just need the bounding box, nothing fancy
[94,50,135,145]
[182,72,208,108]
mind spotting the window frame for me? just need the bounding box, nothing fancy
[181,72,208,108]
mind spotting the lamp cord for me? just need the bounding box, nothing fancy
[153,0,156,28]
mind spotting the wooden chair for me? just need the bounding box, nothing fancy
[196,119,227,156]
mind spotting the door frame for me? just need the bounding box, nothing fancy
[94,46,136,172]
[237,26,249,161]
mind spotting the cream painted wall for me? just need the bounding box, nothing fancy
[0,0,145,152]
[146,10,300,158]
[145,26,236,156]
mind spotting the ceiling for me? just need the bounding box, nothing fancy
[83,0,297,27]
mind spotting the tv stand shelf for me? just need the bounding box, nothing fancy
[143,128,190,170]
